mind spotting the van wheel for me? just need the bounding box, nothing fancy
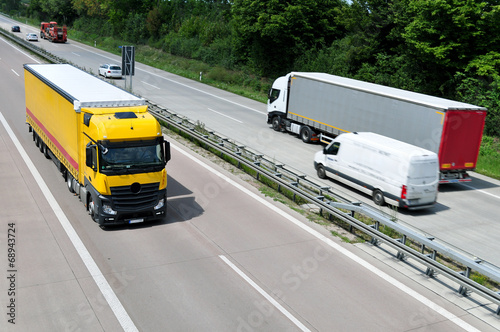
[272,116,281,131]
[317,164,326,179]
[373,190,385,206]
[300,126,313,143]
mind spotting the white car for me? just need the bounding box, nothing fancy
[98,64,122,78]
[26,33,38,41]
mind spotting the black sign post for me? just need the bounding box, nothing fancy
[121,46,135,91]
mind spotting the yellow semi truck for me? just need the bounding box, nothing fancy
[24,63,171,226]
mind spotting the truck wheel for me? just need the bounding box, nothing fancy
[66,172,75,193]
[317,164,327,179]
[272,116,281,131]
[373,189,385,206]
[300,126,313,143]
[88,196,97,222]
[39,140,45,153]
[43,144,50,159]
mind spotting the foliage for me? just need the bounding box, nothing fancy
[231,0,344,77]
[8,0,499,139]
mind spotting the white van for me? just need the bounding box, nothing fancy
[314,132,439,210]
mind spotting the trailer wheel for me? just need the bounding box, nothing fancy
[373,189,385,206]
[39,140,45,153]
[272,116,281,131]
[34,134,40,147]
[300,126,313,143]
[43,144,50,159]
[317,164,326,179]
[66,172,75,193]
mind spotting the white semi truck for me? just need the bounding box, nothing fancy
[267,72,487,183]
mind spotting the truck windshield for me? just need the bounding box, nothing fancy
[100,140,164,173]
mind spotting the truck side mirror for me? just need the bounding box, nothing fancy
[164,141,171,164]
[86,146,97,171]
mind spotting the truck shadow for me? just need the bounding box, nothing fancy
[438,175,499,193]
[102,176,204,230]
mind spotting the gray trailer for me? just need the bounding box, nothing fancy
[267,72,487,183]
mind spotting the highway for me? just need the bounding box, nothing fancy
[7,19,498,268]
[0,16,499,331]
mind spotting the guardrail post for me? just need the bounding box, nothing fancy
[496,293,500,315]
[425,249,437,277]
[370,221,380,245]
[458,267,471,296]
[396,235,407,260]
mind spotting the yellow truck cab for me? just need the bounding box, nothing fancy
[24,64,171,226]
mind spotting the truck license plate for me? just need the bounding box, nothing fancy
[129,218,144,224]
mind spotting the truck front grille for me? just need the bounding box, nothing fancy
[110,182,159,210]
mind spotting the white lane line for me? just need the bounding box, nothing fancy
[0,37,41,63]
[0,112,138,332]
[460,183,500,200]
[219,255,311,332]
[141,81,160,90]
[207,108,243,123]
[71,43,265,115]
[171,143,480,332]
[72,52,81,56]
[11,69,19,76]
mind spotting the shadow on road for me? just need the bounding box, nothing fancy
[102,175,204,230]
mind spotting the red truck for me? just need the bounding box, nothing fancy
[40,21,67,43]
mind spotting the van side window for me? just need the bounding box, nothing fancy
[326,142,340,155]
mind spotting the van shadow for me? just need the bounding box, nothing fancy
[327,177,451,216]
[102,175,204,231]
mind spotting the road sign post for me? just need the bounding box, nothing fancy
[121,46,135,91]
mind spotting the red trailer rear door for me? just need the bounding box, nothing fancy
[439,110,486,171]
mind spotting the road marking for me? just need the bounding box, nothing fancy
[141,80,160,90]
[172,143,480,332]
[71,43,266,115]
[11,69,19,76]
[72,52,80,56]
[0,37,41,63]
[460,183,500,200]
[208,108,243,123]
[0,112,139,332]
[219,255,311,332]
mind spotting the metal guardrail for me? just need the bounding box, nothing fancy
[147,101,500,313]
[2,25,499,314]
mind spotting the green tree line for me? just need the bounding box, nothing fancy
[3,0,499,137]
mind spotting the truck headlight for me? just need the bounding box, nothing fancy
[103,204,117,215]
[154,198,165,210]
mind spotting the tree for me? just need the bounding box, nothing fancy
[232,0,344,77]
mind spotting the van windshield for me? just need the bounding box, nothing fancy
[408,159,438,185]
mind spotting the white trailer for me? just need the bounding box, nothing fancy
[267,72,487,183]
